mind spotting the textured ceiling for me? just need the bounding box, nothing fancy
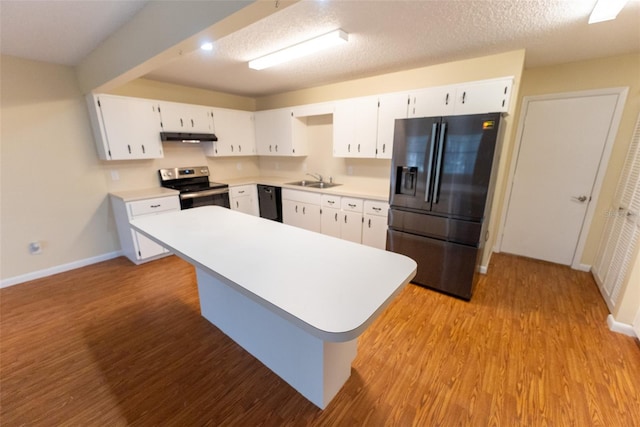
[1,0,639,97]
[0,0,149,66]
[145,0,640,96]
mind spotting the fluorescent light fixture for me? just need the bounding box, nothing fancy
[588,0,629,23]
[200,42,214,51]
[248,29,348,70]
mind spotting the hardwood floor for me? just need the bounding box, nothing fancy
[1,253,638,426]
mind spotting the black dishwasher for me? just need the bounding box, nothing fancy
[257,185,283,222]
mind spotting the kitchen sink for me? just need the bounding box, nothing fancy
[286,180,341,189]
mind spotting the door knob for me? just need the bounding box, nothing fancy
[572,195,588,203]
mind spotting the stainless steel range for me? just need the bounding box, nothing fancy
[159,166,230,210]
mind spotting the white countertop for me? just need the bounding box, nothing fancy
[109,187,179,202]
[130,206,416,342]
[221,175,390,201]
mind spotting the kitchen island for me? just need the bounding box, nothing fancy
[130,206,416,409]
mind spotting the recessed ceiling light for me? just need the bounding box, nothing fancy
[200,42,214,51]
[589,0,629,24]
[248,29,349,71]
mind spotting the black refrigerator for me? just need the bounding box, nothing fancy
[387,113,502,300]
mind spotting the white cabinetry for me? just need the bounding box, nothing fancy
[229,184,259,216]
[282,189,321,232]
[159,101,215,133]
[86,94,164,160]
[333,93,408,159]
[205,108,256,157]
[409,78,513,118]
[110,194,180,264]
[333,96,378,158]
[340,198,364,243]
[362,200,389,250]
[255,108,308,156]
[376,92,409,159]
[409,86,456,118]
[320,195,341,238]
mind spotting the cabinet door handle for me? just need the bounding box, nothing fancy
[335,213,338,221]
[127,144,131,154]
[239,145,242,152]
[445,93,450,105]
[295,205,298,213]
[141,144,146,154]
[180,118,184,127]
[269,145,272,152]
[275,145,278,152]
[368,218,372,228]
[303,206,306,215]
[462,91,466,104]
[236,201,239,208]
[191,119,194,127]
[348,143,351,152]
[231,145,234,152]
[382,143,385,153]
[344,215,347,224]
[358,144,361,152]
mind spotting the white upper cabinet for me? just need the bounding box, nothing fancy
[408,86,456,118]
[333,96,379,158]
[86,94,164,160]
[334,93,408,159]
[205,108,256,157]
[255,108,308,156]
[408,78,513,118]
[159,102,215,133]
[454,78,513,115]
[376,92,409,159]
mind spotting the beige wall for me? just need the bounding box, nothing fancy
[515,53,640,265]
[0,55,260,281]
[512,54,640,324]
[1,55,119,279]
[256,50,527,269]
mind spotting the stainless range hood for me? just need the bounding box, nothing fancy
[160,132,217,143]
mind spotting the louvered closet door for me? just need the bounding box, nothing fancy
[593,113,640,309]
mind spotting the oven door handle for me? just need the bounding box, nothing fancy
[180,188,229,199]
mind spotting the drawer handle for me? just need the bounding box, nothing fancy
[328,200,335,205]
[150,204,161,208]
[348,203,356,208]
[238,190,244,194]
[372,207,381,211]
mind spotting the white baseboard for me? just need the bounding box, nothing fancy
[479,265,488,274]
[0,251,123,289]
[574,263,591,272]
[607,314,638,338]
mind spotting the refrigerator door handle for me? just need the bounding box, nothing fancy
[425,122,438,202]
[433,122,447,204]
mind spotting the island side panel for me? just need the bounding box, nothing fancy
[195,268,357,409]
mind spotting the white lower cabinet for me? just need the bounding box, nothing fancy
[340,197,364,243]
[285,189,388,248]
[320,195,342,238]
[282,189,321,232]
[362,200,390,250]
[229,185,259,216]
[111,194,180,264]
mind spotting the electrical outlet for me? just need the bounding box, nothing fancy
[29,241,42,255]
[110,170,120,181]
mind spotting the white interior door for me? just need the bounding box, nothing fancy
[501,94,620,265]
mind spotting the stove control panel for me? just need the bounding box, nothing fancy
[159,166,210,181]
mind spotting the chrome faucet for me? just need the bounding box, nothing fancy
[306,172,323,182]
